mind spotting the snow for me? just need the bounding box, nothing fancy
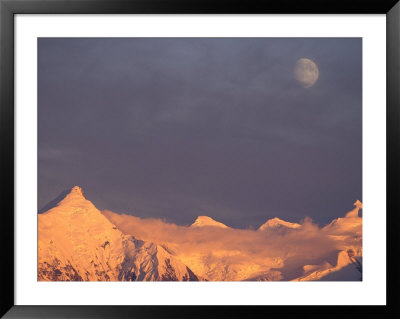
[38,186,363,282]
[190,215,229,229]
[38,186,198,281]
[345,199,362,217]
[292,201,363,281]
[258,217,301,231]
[293,252,362,281]
[324,200,362,236]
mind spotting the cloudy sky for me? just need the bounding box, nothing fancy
[38,38,362,228]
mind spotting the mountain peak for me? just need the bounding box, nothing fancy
[191,216,229,229]
[61,185,86,200]
[259,217,301,231]
[353,200,363,209]
[39,186,88,214]
[54,186,91,209]
[345,200,363,218]
[70,185,85,197]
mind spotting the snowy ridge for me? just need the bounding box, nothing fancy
[38,186,363,281]
[38,186,198,281]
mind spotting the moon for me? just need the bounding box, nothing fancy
[294,58,319,88]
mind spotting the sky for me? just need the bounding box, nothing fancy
[38,38,362,228]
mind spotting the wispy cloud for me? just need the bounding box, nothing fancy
[103,205,361,281]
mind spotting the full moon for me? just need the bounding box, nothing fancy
[294,58,319,88]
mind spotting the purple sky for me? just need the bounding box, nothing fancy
[38,38,362,228]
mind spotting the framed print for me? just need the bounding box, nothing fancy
[1,0,399,318]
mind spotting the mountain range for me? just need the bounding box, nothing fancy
[38,186,362,281]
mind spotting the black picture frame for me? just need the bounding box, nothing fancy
[1,0,399,318]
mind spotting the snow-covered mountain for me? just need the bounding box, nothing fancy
[38,186,362,281]
[38,186,198,281]
[190,216,229,229]
[258,217,301,231]
[293,200,363,281]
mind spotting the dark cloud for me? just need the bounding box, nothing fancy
[38,38,362,228]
